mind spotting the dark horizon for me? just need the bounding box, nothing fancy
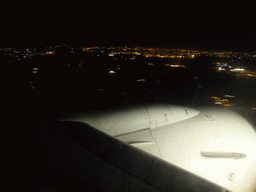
[1,1,256,52]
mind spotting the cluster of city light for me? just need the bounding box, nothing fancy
[108,70,116,74]
[4,45,256,60]
[211,96,236,108]
[229,68,256,79]
[164,64,185,68]
[215,62,256,79]
[45,51,55,55]
[230,68,244,72]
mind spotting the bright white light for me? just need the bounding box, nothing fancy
[233,68,244,71]
[218,67,226,71]
[33,68,38,70]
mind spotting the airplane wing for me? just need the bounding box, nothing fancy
[34,120,225,191]
[2,113,225,192]
[55,104,256,191]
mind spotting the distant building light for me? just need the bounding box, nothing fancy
[218,67,226,71]
[68,64,71,66]
[32,71,37,73]
[233,68,244,71]
[148,63,154,65]
[79,64,82,66]
[33,68,38,70]
[109,70,116,74]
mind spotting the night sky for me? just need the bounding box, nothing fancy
[1,1,256,50]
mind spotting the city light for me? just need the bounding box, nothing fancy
[109,70,116,74]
